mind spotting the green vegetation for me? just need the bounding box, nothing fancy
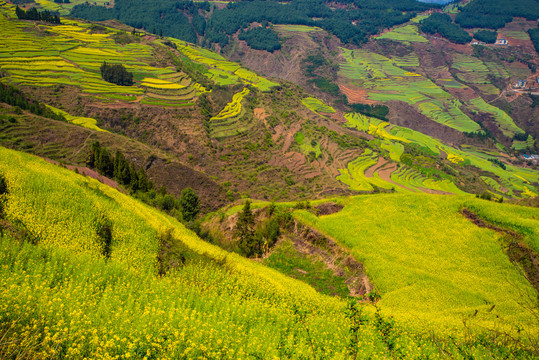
[376,25,428,44]
[0,83,66,123]
[467,97,524,138]
[100,61,134,86]
[264,240,350,297]
[529,27,539,54]
[339,49,480,133]
[238,26,281,52]
[455,0,539,29]
[295,131,322,159]
[344,112,538,197]
[295,194,538,336]
[474,30,497,44]
[209,88,251,139]
[15,5,60,24]
[302,97,335,114]
[420,13,472,44]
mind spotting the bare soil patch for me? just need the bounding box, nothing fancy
[339,84,377,104]
[315,202,344,216]
[365,157,387,178]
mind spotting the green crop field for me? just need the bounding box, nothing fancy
[295,194,538,333]
[295,131,322,158]
[209,88,252,138]
[343,112,538,197]
[46,105,106,132]
[1,148,537,358]
[172,39,279,92]
[391,53,420,67]
[274,24,323,33]
[302,97,336,114]
[339,49,481,133]
[376,25,428,43]
[0,6,208,107]
[468,97,524,137]
[452,53,491,84]
[504,31,530,41]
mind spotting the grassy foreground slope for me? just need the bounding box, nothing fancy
[295,194,538,333]
[1,147,538,358]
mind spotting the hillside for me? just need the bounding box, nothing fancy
[1,1,539,202]
[0,0,538,358]
[1,146,538,358]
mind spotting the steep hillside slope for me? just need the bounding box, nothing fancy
[1,146,538,358]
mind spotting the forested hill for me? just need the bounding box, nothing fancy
[70,0,437,50]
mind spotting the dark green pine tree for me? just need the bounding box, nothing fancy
[235,200,259,257]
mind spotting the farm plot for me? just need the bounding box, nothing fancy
[451,53,490,84]
[0,7,202,107]
[172,39,279,92]
[343,112,539,197]
[376,25,428,43]
[338,49,481,133]
[295,131,322,159]
[336,149,390,192]
[46,105,105,132]
[467,97,523,137]
[302,97,335,115]
[391,53,420,67]
[209,88,251,139]
[294,194,539,331]
[274,24,323,33]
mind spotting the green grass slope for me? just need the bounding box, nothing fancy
[295,194,538,335]
[1,147,538,358]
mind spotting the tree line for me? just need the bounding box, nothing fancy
[86,142,200,222]
[238,26,281,52]
[70,0,438,51]
[529,27,539,54]
[420,13,471,44]
[455,0,539,30]
[15,6,61,24]
[0,83,66,122]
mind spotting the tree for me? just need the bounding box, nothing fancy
[0,173,8,220]
[235,200,259,257]
[179,188,200,222]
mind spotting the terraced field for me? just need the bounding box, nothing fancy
[338,49,481,133]
[0,6,201,108]
[302,97,335,115]
[209,88,251,139]
[467,97,524,137]
[343,112,538,197]
[376,25,428,43]
[171,39,279,92]
[452,53,492,85]
[391,53,420,67]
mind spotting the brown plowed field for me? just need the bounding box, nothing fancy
[339,84,377,105]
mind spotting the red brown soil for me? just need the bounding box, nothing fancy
[339,84,377,105]
[364,157,388,178]
[315,202,344,215]
[377,162,397,183]
[254,107,269,125]
[445,87,479,102]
